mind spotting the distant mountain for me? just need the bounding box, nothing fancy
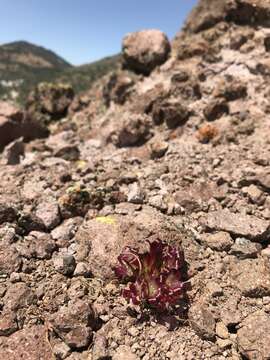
[0,41,72,71]
[56,54,121,94]
[0,41,120,104]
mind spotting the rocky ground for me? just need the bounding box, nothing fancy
[1,0,270,359]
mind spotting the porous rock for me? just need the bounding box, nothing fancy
[0,326,53,360]
[122,29,171,75]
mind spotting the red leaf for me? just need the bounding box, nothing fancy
[115,240,187,311]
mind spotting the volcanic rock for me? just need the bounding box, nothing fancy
[0,101,48,150]
[122,29,171,75]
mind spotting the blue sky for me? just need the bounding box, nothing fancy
[0,0,198,65]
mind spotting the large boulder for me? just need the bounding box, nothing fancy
[0,101,48,150]
[122,29,171,75]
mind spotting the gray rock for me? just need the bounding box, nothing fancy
[230,237,262,259]
[202,209,270,241]
[54,255,76,276]
[127,182,144,204]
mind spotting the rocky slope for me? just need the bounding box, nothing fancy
[1,0,270,359]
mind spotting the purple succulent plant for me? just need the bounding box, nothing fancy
[114,240,187,311]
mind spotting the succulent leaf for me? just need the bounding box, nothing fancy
[115,240,186,311]
[114,246,142,280]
